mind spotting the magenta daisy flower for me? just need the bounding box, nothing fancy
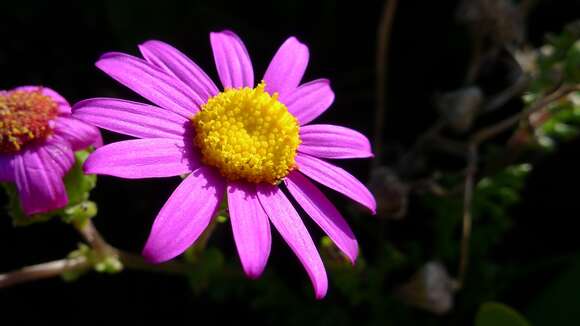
[0,86,101,215]
[73,30,376,298]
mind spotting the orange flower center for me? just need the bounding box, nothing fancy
[0,89,59,153]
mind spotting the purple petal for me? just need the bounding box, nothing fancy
[73,98,189,140]
[38,136,75,176]
[257,184,328,299]
[227,182,272,278]
[298,124,373,159]
[14,149,68,215]
[285,171,358,264]
[92,130,103,148]
[139,40,219,102]
[143,167,225,263]
[263,37,309,97]
[53,116,101,151]
[84,138,199,179]
[210,30,254,89]
[14,86,71,114]
[295,154,376,214]
[280,79,334,125]
[0,155,15,182]
[97,52,200,118]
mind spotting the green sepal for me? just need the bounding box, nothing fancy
[94,255,123,274]
[61,243,123,282]
[62,150,97,207]
[61,244,92,282]
[61,201,97,225]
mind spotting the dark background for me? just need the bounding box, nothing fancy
[1,0,580,324]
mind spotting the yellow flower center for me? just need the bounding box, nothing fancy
[0,89,58,153]
[192,82,300,184]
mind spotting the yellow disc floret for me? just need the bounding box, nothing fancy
[192,82,300,184]
[0,89,58,153]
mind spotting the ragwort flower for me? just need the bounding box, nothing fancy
[73,30,376,298]
[0,86,101,215]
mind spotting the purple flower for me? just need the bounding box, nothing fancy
[73,30,376,298]
[0,86,101,215]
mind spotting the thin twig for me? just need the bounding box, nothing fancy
[0,257,90,288]
[519,0,538,17]
[117,251,190,275]
[457,144,478,289]
[0,251,189,289]
[0,219,193,289]
[75,219,190,274]
[471,84,580,145]
[373,0,399,169]
[465,33,483,84]
[397,118,446,172]
[455,84,580,287]
[430,135,469,157]
[75,219,115,255]
[483,75,531,113]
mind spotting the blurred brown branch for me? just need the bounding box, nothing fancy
[373,0,398,169]
[471,84,580,145]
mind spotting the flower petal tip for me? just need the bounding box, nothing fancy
[314,287,328,300]
[287,36,306,46]
[81,157,96,175]
[92,133,104,148]
[71,99,87,112]
[139,39,162,47]
[137,40,165,56]
[96,51,121,64]
[211,30,237,37]
[141,248,165,265]
[344,243,359,266]
[244,267,265,280]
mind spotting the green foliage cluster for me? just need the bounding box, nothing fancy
[526,22,580,150]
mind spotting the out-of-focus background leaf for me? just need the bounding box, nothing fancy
[475,302,530,326]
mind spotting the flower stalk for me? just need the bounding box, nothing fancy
[0,219,191,289]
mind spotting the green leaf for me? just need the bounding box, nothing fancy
[565,40,580,83]
[475,302,531,326]
[424,164,531,261]
[526,260,580,326]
